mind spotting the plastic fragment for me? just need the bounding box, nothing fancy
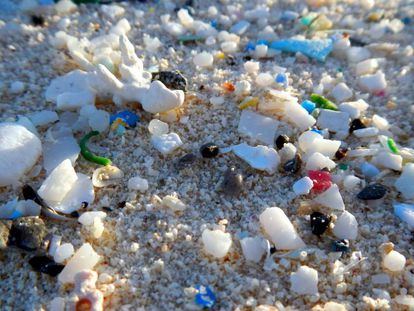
[79,131,112,166]
[301,100,316,114]
[308,170,332,193]
[310,94,338,111]
[270,38,333,61]
[110,111,139,128]
[393,203,414,229]
[387,138,399,154]
[194,285,216,308]
[239,97,259,110]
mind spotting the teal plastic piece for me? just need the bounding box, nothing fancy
[270,38,333,61]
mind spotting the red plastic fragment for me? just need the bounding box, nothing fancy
[308,170,332,193]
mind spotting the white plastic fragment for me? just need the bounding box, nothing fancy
[43,136,80,173]
[393,203,414,229]
[38,159,78,204]
[193,52,214,68]
[298,131,341,159]
[353,127,379,138]
[148,119,169,136]
[285,103,316,131]
[78,211,107,239]
[162,194,186,212]
[232,143,280,174]
[333,211,358,240]
[29,110,59,127]
[10,81,25,94]
[101,4,125,20]
[373,151,402,171]
[128,176,149,192]
[347,47,371,63]
[234,80,251,96]
[54,243,75,263]
[0,123,42,187]
[339,99,369,119]
[57,91,95,110]
[383,250,406,272]
[395,164,414,199]
[293,177,314,195]
[46,70,93,103]
[244,61,260,74]
[72,270,103,311]
[88,109,110,133]
[138,81,185,114]
[48,235,62,257]
[259,207,306,250]
[151,133,183,155]
[238,109,279,145]
[290,266,318,295]
[372,114,390,130]
[55,0,77,14]
[317,109,350,133]
[305,152,336,171]
[359,72,387,92]
[58,243,100,284]
[314,184,345,211]
[343,175,362,190]
[202,229,232,258]
[240,236,265,262]
[255,73,273,87]
[356,58,379,76]
[209,96,225,106]
[394,295,414,309]
[331,83,353,102]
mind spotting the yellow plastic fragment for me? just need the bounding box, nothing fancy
[239,97,259,110]
[215,51,225,59]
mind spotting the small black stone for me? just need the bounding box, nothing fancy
[9,217,47,251]
[221,167,244,196]
[226,55,236,66]
[349,118,366,133]
[310,212,331,236]
[29,256,64,277]
[243,55,252,61]
[70,211,80,218]
[269,245,277,254]
[283,155,302,174]
[81,201,89,208]
[335,147,348,160]
[357,184,387,200]
[331,239,350,253]
[117,201,127,208]
[176,153,197,169]
[200,143,219,158]
[152,71,188,92]
[31,15,45,27]
[349,37,366,47]
[198,85,205,91]
[275,135,290,150]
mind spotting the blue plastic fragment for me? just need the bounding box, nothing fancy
[256,39,269,46]
[402,17,411,25]
[110,111,139,128]
[281,10,299,22]
[9,210,23,220]
[194,285,216,308]
[360,162,380,178]
[269,38,333,61]
[210,19,218,29]
[39,0,55,5]
[311,128,323,136]
[393,203,414,228]
[230,20,250,35]
[245,42,256,52]
[275,73,288,86]
[301,100,316,114]
[116,124,126,136]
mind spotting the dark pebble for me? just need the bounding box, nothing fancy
[283,155,302,173]
[310,212,331,236]
[8,217,47,251]
[225,55,236,66]
[29,256,65,277]
[31,15,45,27]
[331,239,350,253]
[176,153,197,170]
[152,71,188,92]
[275,135,290,150]
[221,167,244,196]
[349,118,366,133]
[117,201,126,208]
[349,37,366,47]
[335,147,348,160]
[269,245,277,254]
[243,55,252,61]
[81,202,89,209]
[200,143,219,158]
[70,211,80,218]
[357,183,387,200]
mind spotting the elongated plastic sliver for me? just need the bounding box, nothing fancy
[79,131,112,166]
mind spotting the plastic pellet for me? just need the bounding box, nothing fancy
[310,94,338,111]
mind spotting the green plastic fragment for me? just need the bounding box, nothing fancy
[310,94,338,111]
[80,131,112,166]
[301,13,318,26]
[177,35,205,42]
[387,138,399,154]
[338,163,349,170]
